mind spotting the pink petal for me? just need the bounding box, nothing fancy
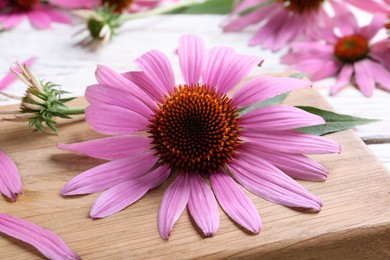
[242,130,341,154]
[309,60,340,81]
[240,143,328,181]
[370,39,390,70]
[267,13,301,52]
[330,64,353,96]
[136,50,175,95]
[0,151,22,201]
[361,13,387,40]
[289,58,340,81]
[217,54,262,94]
[0,57,37,91]
[178,35,207,85]
[354,60,375,97]
[202,47,235,89]
[121,71,163,101]
[85,84,153,118]
[289,41,334,55]
[57,135,151,160]
[210,172,261,234]
[0,213,79,260]
[232,76,311,108]
[368,60,390,92]
[230,0,271,15]
[249,8,295,51]
[343,0,388,13]
[85,104,149,135]
[223,4,276,32]
[27,11,51,29]
[43,9,72,24]
[187,174,219,237]
[91,165,170,218]
[228,153,322,210]
[282,43,335,65]
[61,152,158,195]
[329,1,358,35]
[0,13,24,29]
[240,105,325,131]
[95,65,155,109]
[158,173,190,240]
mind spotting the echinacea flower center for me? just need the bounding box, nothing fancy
[334,34,369,63]
[279,0,324,13]
[11,0,39,10]
[102,0,134,12]
[148,84,240,174]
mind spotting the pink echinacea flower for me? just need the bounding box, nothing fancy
[281,7,390,97]
[0,213,80,259]
[59,35,340,239]
[223,0,388,51]
[0,0,72,29]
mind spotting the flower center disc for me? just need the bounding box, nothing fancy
[149,84,240,174]
[279,0,324,13]
[334,34,369,63]
[102,0,134,12]
[12,0,39,10]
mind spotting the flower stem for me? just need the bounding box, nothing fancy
[119,0,206,21]
[57,106,85,115]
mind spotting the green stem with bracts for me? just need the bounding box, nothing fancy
[20,81,85,134]
[1,62,86,135]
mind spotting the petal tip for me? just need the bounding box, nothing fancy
[203,230,217,238]
[159,231,170,240]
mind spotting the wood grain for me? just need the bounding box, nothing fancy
[0,88,390,259]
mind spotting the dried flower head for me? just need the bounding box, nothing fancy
[74,6,121,50]
[0,62,84,134]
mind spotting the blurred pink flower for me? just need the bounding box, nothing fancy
[223,0,388,51]
[0,213,79,259]
[0,0,71,29]
[59,35,339,239]
[282,7,390,97]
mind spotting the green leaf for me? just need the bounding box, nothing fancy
[167,0,234,14]
[59,97,76,103]
[296,106,379,136]
[238,92,290,116]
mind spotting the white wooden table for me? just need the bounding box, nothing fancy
[1,14,389,170]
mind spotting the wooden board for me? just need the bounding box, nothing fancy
[1,88,390,259]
